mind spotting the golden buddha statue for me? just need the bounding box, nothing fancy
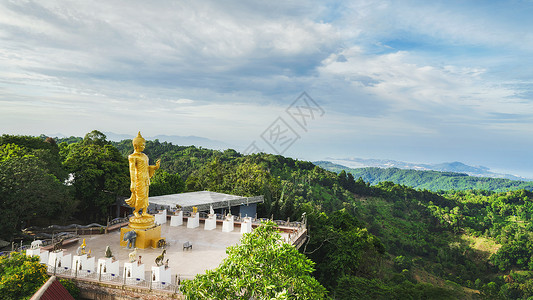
[125,131,160,229]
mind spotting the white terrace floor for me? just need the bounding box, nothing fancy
[60,222,252,280]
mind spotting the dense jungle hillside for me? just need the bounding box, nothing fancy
[113,136,533,299]
[3,131,533,298]
[315,161,533,192]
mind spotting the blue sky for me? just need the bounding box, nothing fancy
[1,0,533,176]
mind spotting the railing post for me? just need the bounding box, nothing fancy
[75,260,78,278]
[174,274,179,294]
[149,270,153,291]
[54,258,57,276]
[99,263,102,282]
[122,266,127,288]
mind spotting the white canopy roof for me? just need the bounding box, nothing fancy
[149,191,263,212]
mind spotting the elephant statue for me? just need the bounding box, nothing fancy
[123,230,137,249]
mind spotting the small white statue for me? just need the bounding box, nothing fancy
[209,205,215,216]
[30,240,43,250]
[129,248,137,263]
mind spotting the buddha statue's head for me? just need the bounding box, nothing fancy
[133,131,146,152]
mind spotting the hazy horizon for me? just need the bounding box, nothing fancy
[5,129,530,179]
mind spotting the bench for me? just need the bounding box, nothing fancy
[183,241,192,251]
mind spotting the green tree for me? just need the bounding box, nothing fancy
[149,170,185,196]
[305,209,385,290]
[0,156,75,240]
[181,221,328,299]
[0,143,27,161]
[0,252,49,300]
[59,278,80,299]
[62,130,129,222]
[0,135,67,181]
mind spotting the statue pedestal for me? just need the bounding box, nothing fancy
[27,248,56,267]
[48,251,63,271]
[128,214,155,229]
[240,217,253,234]
[59,254,72,271]
[98,258,119,275]
[38,250,49,264]
[73,254,95,275]
[124,262,145,280]
[120,225,162,249]
[73,255,86,271]
[26,248,41,257]
[151,265,171,283]
[187,213,200,229]
[155,212,166,225]
[170,212,183,226]
[204,215,217,230]
[222,216,234,232]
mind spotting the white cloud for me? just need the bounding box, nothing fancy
[318,46,531,121]
[0,1,338,75]
[172,99,195,104]
[1,0,533,175]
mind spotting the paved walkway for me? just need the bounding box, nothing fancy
[60,222,243,279]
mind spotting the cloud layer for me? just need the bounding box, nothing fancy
[1,0,532,175]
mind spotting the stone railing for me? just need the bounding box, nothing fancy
[108,217,128,227]
[0,232,80,255]
[48,265,186,295]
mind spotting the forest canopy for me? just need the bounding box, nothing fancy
[3,131,533,298]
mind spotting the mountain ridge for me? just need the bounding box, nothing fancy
[48,131,232,150]
[324,157,531,181]
[315,160,533,192]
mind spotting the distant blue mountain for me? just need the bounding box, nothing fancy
[315,160,533,192]
[322,157,531,181]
